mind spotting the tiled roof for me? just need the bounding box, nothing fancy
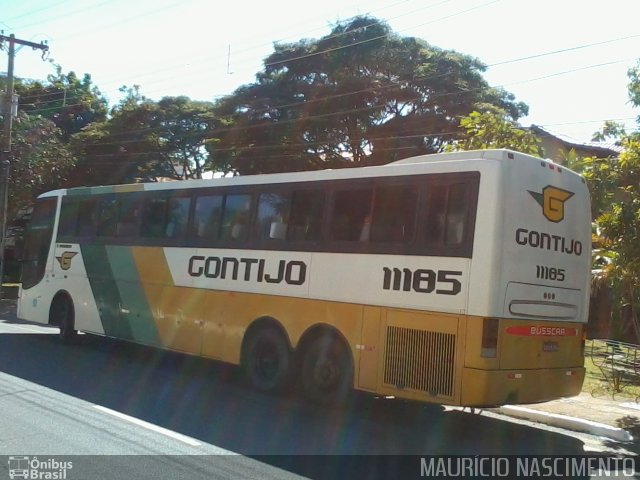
[529,125,622,155]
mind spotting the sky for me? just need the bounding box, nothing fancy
[1,0,640,145]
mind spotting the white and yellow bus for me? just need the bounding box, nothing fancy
[17,149,591,407]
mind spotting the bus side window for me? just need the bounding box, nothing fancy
[76,199,98,237]
[425,183,469,247]
[445,183,469,246]
[288,190,324,242]
[193,195,223,240]
[425,185,447,246]
[96,198,118,237]
[255,193,291,241]
[117,195,141,238]
[58,199,79,239]
[330,188,373,242]
[221,194,251,242]
[370,184,418,243]
[141,196,167,238]
[165,197,191,239]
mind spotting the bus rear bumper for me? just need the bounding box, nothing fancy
[459,366,585,407]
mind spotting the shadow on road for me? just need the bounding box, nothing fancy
[0,309,593,478]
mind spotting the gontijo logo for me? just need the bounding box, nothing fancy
[55,251,77,270]
[528,186,574,223]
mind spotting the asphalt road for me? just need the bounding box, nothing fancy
[0,301,634,479]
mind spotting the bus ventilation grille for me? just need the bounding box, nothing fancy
[383,326,456,398]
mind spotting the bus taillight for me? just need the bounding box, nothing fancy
[481,318,499,358]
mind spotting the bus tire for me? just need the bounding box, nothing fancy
[50,294,77,343]
[301,334,353,406]
[242,327,292,394]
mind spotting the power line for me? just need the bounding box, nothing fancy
[8,0,124,31]
[10,0,639,116]
[10,4,640,145]
[38,0,459,97]
[488,32,640,68]
[7,0,640,127]
[26,60,635,154]
[22,51,637,140]
[64,23,640,117]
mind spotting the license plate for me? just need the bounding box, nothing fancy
[543,341,559,352]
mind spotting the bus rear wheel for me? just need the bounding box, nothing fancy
[242,327,292,394]
[50,295,77,343]
[301,335,353,406]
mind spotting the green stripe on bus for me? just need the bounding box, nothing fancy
[81,244,134,340]
[105,246,160,345]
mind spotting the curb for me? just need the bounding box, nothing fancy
[496,405,634,443]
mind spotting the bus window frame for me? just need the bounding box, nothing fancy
[52,171,479,258]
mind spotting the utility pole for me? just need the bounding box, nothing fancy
[0,34,48,297]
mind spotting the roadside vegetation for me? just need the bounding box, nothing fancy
[584,340,640,401]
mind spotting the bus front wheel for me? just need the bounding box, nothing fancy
[242,327,292,394]
[50,294,77,343]
[301,335,353,406]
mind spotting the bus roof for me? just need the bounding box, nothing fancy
[39,149,560,198]
[387,148,540,165]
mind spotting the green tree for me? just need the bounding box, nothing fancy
[576,63,640,342]
[591,120,626,144]
[592,136,640,342]
[450,109,542,155]
[70,91,218,186]
[14,66,108,140]
[210,16,527,175]
[8,112,76,218]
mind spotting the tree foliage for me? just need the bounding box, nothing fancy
[450,109,542,156]
[588,136,640,341]
[209,16,527,175]
[69,89,218,185]
[574,64,640,342]
[15,66,108,140]
[8,112,76,218]
[591,120,626,144]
